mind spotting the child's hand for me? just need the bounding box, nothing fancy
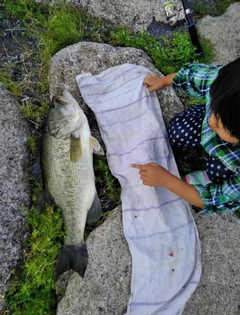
[131,162,172,187]
[144,72,177,92]
[143,74,165,93]
[131,162,204,208]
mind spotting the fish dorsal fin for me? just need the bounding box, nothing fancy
[34,191,51,214]
[70,136,82,162]
[90,136,104,155]
[30,156,43,185]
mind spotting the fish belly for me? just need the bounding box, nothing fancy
[42,132,96,246]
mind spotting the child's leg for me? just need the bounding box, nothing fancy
[206,156,234,184]
[168,104,205,147]
[168,105,209,186]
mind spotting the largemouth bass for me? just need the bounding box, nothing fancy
[42,89,104,281]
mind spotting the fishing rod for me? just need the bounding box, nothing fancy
[163,1,203,56]
[181,0,203,55]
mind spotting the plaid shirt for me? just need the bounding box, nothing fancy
[172,63,240,215]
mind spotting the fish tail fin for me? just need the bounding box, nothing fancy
[70,136,82,162]
[54,244,88,282]
[86,193,102,225]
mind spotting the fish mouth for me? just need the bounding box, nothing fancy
[52,95,71,107]
[47,91,83,139]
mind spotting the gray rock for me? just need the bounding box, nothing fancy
[0,84,31,310]
[38,0,183,32]
[50,42,183,315]
[57,208,240,315]
[57,207,131,315]
[40,0,240,65]
[51,42,240,315]
[184,212,240,315]
[49,42,184,125]
[196,3,240,65]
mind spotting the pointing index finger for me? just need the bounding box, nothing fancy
[131,163,143,169]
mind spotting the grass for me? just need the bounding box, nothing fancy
[217,0,240,12]
[0,69,21,96]
[5,205,64,315]
[109,26,214,73]
[1,0,238,313]
[192,0,240,16]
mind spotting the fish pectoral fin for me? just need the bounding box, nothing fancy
[86,193,102,225]
[54,244,88,282]
[90,136,104,155]
[70,135,82,162]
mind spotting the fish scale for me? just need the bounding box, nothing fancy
[42,131,95,246]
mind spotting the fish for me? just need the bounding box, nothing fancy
[41,89,104,281]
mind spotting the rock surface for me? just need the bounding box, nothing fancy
[56,209,240,315]
[49,42,240,315]
[196,3,240,65]
[184,212,240,315]
[49,42,184,138]
[69,0,240,66]
[35,0,240,64]
[48,41,184,314]
[0,84,31,309]
[65,0,182,32]
[57,207,131,315]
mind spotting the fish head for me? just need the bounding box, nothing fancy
[47,90,86,139]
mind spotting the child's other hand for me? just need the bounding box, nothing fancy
[131,162,171,187]
[143,74,165,93]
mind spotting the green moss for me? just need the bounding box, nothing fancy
[27,136,37,160]
[217,0,240,13]
[193,1,209,16]
[18,99,49,123]
[94,155,121,203]
[39,2,86,69]
[0,69,21,96]
[4,0,46,21]
[5,206,64,315]
[109,27,214,74]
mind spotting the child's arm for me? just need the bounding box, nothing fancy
[131,162,204,209]
[143,73,177,93]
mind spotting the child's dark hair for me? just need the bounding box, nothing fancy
[210,57,240,139]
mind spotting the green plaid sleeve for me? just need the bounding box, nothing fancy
[194,172,240,215]
[172,63,221,98]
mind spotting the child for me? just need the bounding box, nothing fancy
[131,58,240,215]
